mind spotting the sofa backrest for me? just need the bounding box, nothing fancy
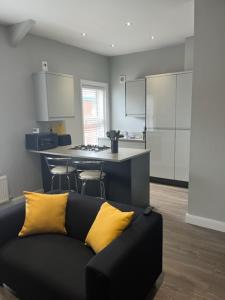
[2,192,143,243]
[65,192,142,242]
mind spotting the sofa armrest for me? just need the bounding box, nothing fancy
[0,202,25,247]
[85,212,163,300]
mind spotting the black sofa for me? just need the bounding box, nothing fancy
[0,193,163,300]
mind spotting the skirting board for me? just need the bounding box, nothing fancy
[186,213,225,233]
[12,188,44,203]
[150,176,188,188]
[0,188,44,208]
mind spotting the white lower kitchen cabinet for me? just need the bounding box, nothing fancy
[146,130,175,180]
[119,140,145,149]
[175,130,191,181]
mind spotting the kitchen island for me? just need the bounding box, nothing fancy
[29,146,150,208]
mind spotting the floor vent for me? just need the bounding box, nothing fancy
[0,175,9,204]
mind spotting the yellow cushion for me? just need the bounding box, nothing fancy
[19,192,68,237]
[85,202,134,253]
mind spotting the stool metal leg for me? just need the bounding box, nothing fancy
[100,181,103,199]
[59,175,62,191]
[102,181,106,200]
[66,175,71,191]
[100,181,106,200]
[74,173,79,192]
[51,175,56,191]
[81,180,87,198]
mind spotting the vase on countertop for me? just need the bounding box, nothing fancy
[106,130,124,154]
[111,140,118,153]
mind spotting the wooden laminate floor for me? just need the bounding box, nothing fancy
[1,184,225,300]
[149,183,225,300]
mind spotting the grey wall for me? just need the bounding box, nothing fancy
[188,0,225,222]
[184,36,194,70]
[109,44,185,131]
[0,25,109,198]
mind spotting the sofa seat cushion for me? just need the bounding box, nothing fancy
[0,234,94,300]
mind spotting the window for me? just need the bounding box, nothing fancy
[81,81,108,145]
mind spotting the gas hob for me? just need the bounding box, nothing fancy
[70,144,110,152]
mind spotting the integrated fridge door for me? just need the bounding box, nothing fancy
[146,129,175,180]
[146,74,176,130]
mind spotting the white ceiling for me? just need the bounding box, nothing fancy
[0,0,194,56]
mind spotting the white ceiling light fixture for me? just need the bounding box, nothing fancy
[151,35,155,40]
[125,21,132,27]
[81,32,87,37]
[111,44,115,48]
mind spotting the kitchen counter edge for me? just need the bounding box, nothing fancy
[28,146,150,163]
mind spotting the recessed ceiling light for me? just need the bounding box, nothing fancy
[125,21,132,27]
[111,44,115,48]
[151,35,155,40]
[81,32,87,37]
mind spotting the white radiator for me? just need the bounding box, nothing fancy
[0,175,9,204]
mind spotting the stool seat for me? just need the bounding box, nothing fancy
[51,166,75,175]
[79,170,106,181]
[73,160,106,199]
[45,156,74,192]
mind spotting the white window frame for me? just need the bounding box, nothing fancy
[80,80,110,144]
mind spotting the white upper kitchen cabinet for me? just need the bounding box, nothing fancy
[146,129,175,180]
[146,74,176,129]
[175,130,191,181]
[176,72,192,129]
[33,72,75,121]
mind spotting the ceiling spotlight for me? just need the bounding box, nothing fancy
[81,32,87,37]
[111,44,115,48]
[151,35,155,40]
[125,21,132,26]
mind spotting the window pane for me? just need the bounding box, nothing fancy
[82,85,107,145]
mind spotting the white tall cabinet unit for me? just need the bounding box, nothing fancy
[146,71,192,182]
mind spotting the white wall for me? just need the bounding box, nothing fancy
[188,0,225,225]
[109,44,185,131]
[0,26,109,198]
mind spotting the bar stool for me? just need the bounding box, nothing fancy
[73,161,106,199]
[45,156,76,191]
